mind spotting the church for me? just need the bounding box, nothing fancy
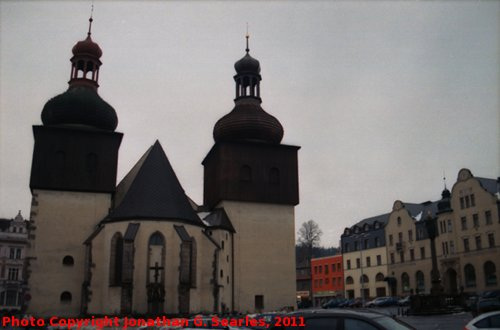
[26,19,299,317]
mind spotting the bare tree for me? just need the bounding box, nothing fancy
[297,220,323,261]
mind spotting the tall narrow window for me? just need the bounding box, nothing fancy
[60,291,72,303]
[255,295,264,310]
[109,232,123,286]
[416,271,425,293]
[484,261,497,286]
[464,264,476,288]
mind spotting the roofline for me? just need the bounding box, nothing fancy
[102,216,206,228]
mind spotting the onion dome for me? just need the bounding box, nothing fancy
[213,35,283,144]
[214,98,283,144]
[72,34,102,58]
[42,86,118,131]
[234,53,260,74]
[437,188,452,213]
[41,17,117,131]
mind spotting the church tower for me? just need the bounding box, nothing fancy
[203,36,299,312]
[27,18,122,316]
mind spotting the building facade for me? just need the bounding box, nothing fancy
[342,168,499,301]
[342,216,390,302]
[26,22,299,317]
[0,211,29,311]
[311,255,343,306]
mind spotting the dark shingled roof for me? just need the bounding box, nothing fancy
[105,141,203,226]
[203,208,236,233]
[477,177,499,195]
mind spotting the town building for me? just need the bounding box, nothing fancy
[26,20,299,317]
[296,260,312,306]
[310,255,343,306]
[342,216,390,302]
[0,211,29,311]
[342,169,499,301]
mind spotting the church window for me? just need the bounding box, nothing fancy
[269,167,280,185]
[109,232,123,286]
[62,255,74,266]
[221,240,225,250]
[149,232,164,246]
[60,291,72,303]
[220,269,223,278]
[227,276,229,284]
[240,165,252,182]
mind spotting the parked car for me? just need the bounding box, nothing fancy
[347,298,363,308]
[398,296,410,307]
[269,309,415,329]
[366,296,398,307]
[464,310,500,330]
[297,300,312,309]
[338,299,353,308]
[322,298,347,309]
[471,290,500,317]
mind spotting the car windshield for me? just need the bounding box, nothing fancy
[374,316,413,330]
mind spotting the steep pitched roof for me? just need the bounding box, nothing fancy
[106,141,203,226]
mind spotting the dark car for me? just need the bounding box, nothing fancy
[471,290,500,317]
[322,298,347,309]
[348,298,363,308]
[269,309,415,330]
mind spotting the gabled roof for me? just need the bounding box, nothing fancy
[106,141,203,227]
[202,208,236,233]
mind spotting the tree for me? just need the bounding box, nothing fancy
[297,220,323,262]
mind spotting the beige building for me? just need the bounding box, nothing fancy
[0,211,29,310]
[383,169,499,297]
[26,23,299,317]
[342,216,390,301]
[343,168,499,299]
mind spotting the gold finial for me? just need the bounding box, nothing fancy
[245,22,249,53]
[87,1,94,36]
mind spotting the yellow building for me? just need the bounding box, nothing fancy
[343,168,499,299]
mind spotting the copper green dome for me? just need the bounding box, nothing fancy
[41,86,118,131]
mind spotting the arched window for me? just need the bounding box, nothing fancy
[401,272,410,292]
[62,255,74,266]
[375,273,385,282]
[240,165,252,182]
[149,232,164,246]
[416,271,425,293]
[360,274,369,284]
[269,167,280,185]
[346,276,354,285]
[60,291,72,303]
[484,261,497,286]
[109,232,123,286]
[464,264,476,288]
[148,231,165,285]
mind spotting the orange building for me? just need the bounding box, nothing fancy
[311,255,344,306]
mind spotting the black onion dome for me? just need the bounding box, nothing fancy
[213,98,283,144]
[441,188,451,199]
[41,86,118,131]
[234,53,260,74]
[72,35,102,58]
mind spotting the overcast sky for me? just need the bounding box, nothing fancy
[0,1,498,246]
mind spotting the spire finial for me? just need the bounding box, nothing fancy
[245,22,249,53]
[443,171,447,190]
[87,1,94,36]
